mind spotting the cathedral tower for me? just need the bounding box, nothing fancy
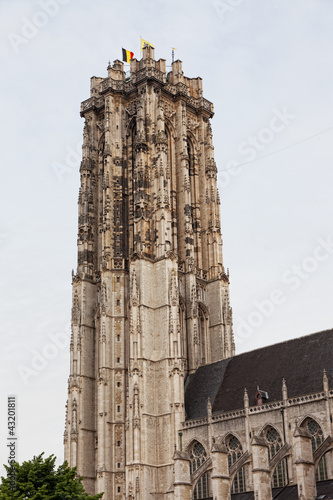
[64,46,234,499]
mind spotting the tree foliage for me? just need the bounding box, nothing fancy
[0,453,103,499]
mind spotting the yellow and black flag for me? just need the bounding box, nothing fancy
[140,38,154,51]
[122,48,134,63]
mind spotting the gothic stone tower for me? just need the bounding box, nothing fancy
[64,46,234,499]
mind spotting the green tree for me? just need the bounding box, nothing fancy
[0,453,103,499]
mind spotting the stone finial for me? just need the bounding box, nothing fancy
[323,369,329,393]
[207,397,212,418]
[282,378,288,401]
[244,388,249,408]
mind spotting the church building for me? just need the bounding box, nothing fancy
[64,46,333,499]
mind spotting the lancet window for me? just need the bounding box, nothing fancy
[193,472,211,500]
[226,435,246,494]
[198,309,206,365]
[189,441,207,474]
[303,418,327,481]
[264,426,287,488]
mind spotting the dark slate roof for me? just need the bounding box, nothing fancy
[272,485,298,499]
[231,493,254,500]
[185,328,333,420]
[317,479,333,498]
[226,481,333,500]
[184,357,230,420]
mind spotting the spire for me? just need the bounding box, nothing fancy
[282,378,288,402]
[207,397,212,418]
[244,388,249,408]
[323,369,329,393]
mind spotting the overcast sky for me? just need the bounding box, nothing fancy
[1,0,333,478]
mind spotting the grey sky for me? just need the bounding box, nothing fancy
[1,0,332,477]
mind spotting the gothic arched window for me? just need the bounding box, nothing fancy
[303,418,328,481]
[226,435,246,493]
[189,441,207,474]
[193,472,211,500]
[265,426,282,459]
[264,426,287,488]
[187,138,195,177]
[306,419,325,452]
[271,460,288,489]
[186,137,195,231]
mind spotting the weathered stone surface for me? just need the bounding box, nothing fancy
[65,46,234,499]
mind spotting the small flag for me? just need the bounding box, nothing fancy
[122,48,134,63]
[140,38,154,51]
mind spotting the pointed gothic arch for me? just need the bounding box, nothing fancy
[301,417,328,481]
[259,422,281,441]
[186,440,212,500]
[186,134,195,174]
[187,439,208,475]
[261,425,288,489]
[192,471,212,500]
[225,433,246,494]
[298,413,321,428]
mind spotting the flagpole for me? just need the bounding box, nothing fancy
[171,47,176,64]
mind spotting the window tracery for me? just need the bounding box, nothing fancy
[303,418,328,481]
[189,442,211,500]
[226,435,246,494]
[264,426,287,488]
[189,441,207,475]
[193,472,210,500]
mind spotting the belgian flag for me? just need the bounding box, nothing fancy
[122,48,134,63]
